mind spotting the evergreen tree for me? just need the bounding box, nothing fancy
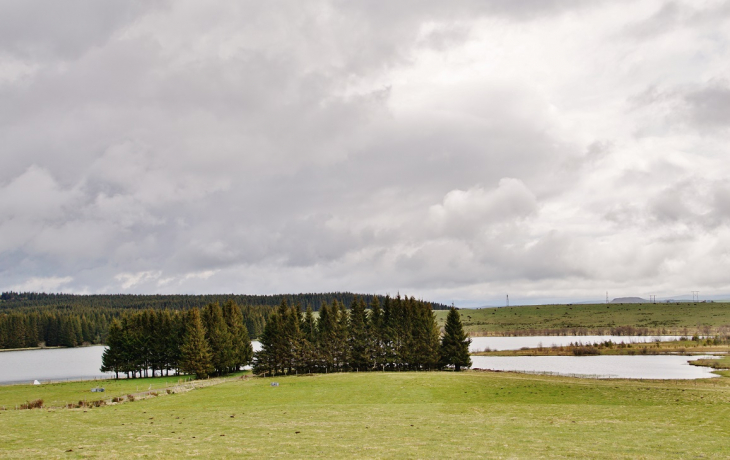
[179,308,214,379]
[348,297,370,371]
[368,297,385,370]
[203,302,236,376]
[100,320,124,379]
[317,302,340,372]
[439,307,471,371]
[253,311,282,376]
[223,300,254,372]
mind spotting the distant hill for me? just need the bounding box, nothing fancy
[610,297,647,304]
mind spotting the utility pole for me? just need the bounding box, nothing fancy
[506,294,509,307]
[692,291,699,302]
[606,292,609,304]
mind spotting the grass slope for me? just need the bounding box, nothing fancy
[436,302,730,336]
[1,371,730,458]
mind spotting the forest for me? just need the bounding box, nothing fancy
[253,295,471,375]
[0,292,449,350]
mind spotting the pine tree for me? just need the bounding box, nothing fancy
[253,311,282,376]
[348,297,370,371]
[439,307,471,371]
[223,300,253,372]
[100,319,124,379]
[203,302,236,376]
[179,308,214,379]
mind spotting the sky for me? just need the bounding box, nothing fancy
[1,0,730,307]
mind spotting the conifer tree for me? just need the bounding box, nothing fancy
[179,308,214,379]
[317,302,336,372]
[223,300,253,372]
[253,311,282,376]
[439,307,471,371]
[100,319,123,379]
[203,302,236,376]
[368,297,385,370]
[348,297,370,371]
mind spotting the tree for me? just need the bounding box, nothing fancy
[100,319,124,379]
[179,308,214,379]
[348,297,371,371]
[203,302,236,376]
[223,300,253,372]
[439,307,471,371]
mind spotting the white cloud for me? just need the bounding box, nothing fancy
[1,0,730,305]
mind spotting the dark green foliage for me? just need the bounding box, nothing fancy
[100,320,124,379]
[0,291,450,350]
[99,305,253,380]
[439,307,471,371]
[253,295,449,376]
[348,297,370,371]
[179,308,214,379]
[223,300,253,372]
[203,302,235,375]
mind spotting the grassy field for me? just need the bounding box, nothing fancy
[436,302,730,336]
[1,371,730,458]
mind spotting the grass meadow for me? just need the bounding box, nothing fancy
[2,371,730,458]
[435,302,730,336]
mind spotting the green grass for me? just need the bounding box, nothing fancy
[436,302,730,336]
[0,375,191,410]
[2,371,730,458]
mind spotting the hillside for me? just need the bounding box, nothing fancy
[435,302,730,336]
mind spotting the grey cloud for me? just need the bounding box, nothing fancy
[0,0,157,60]
[2,0,730,304]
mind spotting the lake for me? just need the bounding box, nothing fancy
[0,338,720,384]
[470,355,720,380]
[468,335,685,352]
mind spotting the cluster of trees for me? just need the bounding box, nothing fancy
[253,295,471,376]
[100,301,253,379]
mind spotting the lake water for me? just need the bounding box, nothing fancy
[470,355,720,379]
[0,346,113,385]
[0,338,721,384]
[468,335,684,352]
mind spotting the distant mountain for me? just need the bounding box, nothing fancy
[610,297,647,304]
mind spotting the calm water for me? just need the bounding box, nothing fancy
[0,346,113,385]
[470,355,720,379]
[0,339,719,384]
[469,335,684,352]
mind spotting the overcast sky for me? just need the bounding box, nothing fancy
[2,0,730,306]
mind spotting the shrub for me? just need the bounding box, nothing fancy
[19,399,43,410]
[111,396,123,403]
[572,346,600,356]
[127,394,135,402]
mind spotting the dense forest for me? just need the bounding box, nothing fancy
[0,292,450,350]
[253,295,471,375]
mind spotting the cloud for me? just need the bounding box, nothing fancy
[1,0,730,304]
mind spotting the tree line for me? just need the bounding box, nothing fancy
[253,295,471,376]
[100,300,253,379]
[0,291,450,350]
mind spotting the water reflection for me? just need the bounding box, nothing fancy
[470,354,719,379]
[469,335,684,352]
